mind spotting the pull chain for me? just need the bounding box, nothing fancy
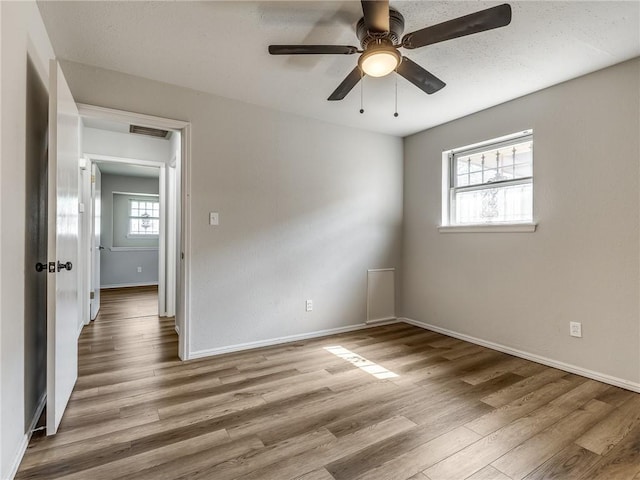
[359,70,364,114]
[393,72,399,118]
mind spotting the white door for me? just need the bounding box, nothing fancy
[90,163,101,320]
[47,60,81,435]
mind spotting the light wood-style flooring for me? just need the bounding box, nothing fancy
[17,286,640,479]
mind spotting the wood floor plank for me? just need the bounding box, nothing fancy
[461,357,529,385]
[57,429,232,480]
[16,287,640,480]
[595,385,638,407]
[234,416,417,480]
[574,394,640,455]
[352,426,481,480]
[523,443,601,480]
[326,404,491,480]
[423,381,610,480]
[466,377,581,436]
[127,430,333,480]
[577,422,640,479]
[491,399,613,479]
[171,428,337,480]
[480,368,568,408]
[465,465,513,480]
[228,381,401,444]
[294,468,336,480]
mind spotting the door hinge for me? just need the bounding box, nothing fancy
[91,175,95,184]
[90,291,95,300]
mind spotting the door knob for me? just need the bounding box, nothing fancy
[57,261,73,272]
[35,262,47,272]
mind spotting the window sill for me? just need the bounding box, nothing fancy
[438,223,537,233]
[109,246,159,252]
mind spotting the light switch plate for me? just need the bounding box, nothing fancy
[209,212,219,226]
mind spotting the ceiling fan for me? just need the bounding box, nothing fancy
[269,1,512,101]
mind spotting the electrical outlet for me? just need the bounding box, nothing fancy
[305,300,313,312]
[137,266,142,273]
[569,321,582,338]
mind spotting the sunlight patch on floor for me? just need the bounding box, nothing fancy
[323,345,398,379]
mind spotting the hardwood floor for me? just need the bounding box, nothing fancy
[17,287,640,479]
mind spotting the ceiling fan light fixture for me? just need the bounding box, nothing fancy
[358,46,401,77]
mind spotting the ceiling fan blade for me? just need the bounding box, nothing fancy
[396,57,446,95]
[328,67,362,101]
[269,45,358,55]
[402,3,512,49]
[361,0,390,32]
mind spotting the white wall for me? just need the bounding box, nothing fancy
[83,126,171,162]
[59,60,403,356]
[0,2,55,478]
[402,58,640,386]
[100,173,160,288]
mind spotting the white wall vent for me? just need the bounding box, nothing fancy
[129,124,169,138]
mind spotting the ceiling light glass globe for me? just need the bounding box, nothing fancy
[360,50,400,77]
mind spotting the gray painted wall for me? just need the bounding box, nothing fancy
[100,173,160,287]
[402,59,640,384]
[60,60,404,354]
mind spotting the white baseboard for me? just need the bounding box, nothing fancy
[6,434,29,480]
[188,321,399,360]
[100,282,158,289]
[401,317,640,393]
[175,324,180,335]
[28,393,47,434]
[366,316,398,325]
[7,393,47,479]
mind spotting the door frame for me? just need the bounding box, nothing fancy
[84,154,166,311]
[77,104,191,361]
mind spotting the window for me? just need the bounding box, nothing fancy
[129,199,159,236]
[445,131,533,226]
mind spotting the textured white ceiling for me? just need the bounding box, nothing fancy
[38,1,640,137]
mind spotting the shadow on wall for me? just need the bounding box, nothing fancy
[24,55,49,431]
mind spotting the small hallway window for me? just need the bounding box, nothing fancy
[129,199,159,236]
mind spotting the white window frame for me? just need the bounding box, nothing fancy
[440,130,537,233]
[127,196,160,238]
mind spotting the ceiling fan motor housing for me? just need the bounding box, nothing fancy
[356,8,405,50]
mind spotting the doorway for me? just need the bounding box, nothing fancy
[77,105,190,361]
[31,62,192,437]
